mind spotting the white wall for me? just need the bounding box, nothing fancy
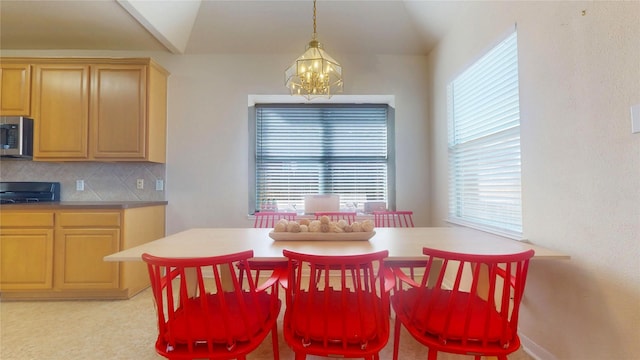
[424,1,640,359]
[155,53,430,233]
[1,49,430,232]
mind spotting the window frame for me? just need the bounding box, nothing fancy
[249,102,396,215]
[446,29,523,239]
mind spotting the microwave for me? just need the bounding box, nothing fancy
[0,117,33,159]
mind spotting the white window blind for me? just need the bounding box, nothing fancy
[447,30,523,237]
[254,104,389,213]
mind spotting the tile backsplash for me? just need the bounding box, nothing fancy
[0,160,165,201]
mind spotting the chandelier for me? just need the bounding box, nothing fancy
[285,0,343,100]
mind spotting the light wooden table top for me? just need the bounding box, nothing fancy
[104,227,569,262]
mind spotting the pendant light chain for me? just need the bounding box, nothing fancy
[312,0,317,40]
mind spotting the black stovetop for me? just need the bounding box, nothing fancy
[0,182,61,204]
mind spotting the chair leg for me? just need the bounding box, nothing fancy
[294,352,306,360]
[271,322,280,360]
[427,349,438,360]
[393,315,402,360]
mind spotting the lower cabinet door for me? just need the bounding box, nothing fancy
[0,229,54,290]
[55,228,120,289]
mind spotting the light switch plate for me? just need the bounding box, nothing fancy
[155,179,164,191]
[76,179,84,191]
[632,104,640,134]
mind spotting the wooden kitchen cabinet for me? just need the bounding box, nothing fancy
[55,211,121,290]
[0,211,54,290]
[90,62,167,162]
[8,57,168,162]
[90,64,147,160]
[0,204,166,300]
[0,63,32,116]
[31,63,90,159]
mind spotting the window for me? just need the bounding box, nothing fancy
[447,30,522,238]
[250,104,394,214]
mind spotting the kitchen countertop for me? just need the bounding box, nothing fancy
[0,201,168,210]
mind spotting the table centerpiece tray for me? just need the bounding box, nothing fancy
[268,231,376,241]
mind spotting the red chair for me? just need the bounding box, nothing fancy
[244,211,297,285]
[373,210,414,228]
[254,211,296,228]
[280,249,394,360]
[143,250,283,360]
[373,210,423,288]
[389,247,535,360]
[314,211,357,224]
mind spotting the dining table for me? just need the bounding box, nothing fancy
[104,226,569,262]
[105,226,566,360]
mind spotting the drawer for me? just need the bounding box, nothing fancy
[57,212,121,227]
[0,212,54,227]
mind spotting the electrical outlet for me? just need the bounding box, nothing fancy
[155,179,164,191]
[136,179,144,190]
[76,179,84,191]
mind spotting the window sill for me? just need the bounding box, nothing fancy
[445,218,524,241]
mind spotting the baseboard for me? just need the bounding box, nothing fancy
[520,332,557,360]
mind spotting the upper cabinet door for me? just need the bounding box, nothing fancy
[32,64,90,159]
[0,63,32,116]
[5,57,167,163]
[90,65,147,160]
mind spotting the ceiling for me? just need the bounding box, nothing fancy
[0,0,463,56]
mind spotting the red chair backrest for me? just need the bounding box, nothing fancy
[373,210,414,227]
[142,250,282,359]
[281,249,393,358]
[391,247,534,354]
[314,211,357,224]
[254,211,296,228]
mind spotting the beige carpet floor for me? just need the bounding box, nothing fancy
[1,288,534,360]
